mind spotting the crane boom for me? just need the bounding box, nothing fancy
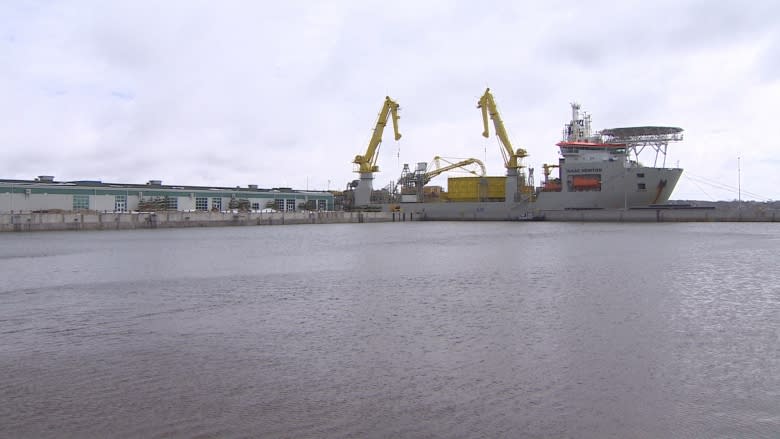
[424,156,486,185]
[477,88,526,171]
[396,156,485,193]
[353,96,401,174]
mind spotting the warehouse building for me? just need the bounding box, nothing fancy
[0,176,333,214]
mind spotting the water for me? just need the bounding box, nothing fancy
[1,222,778,438]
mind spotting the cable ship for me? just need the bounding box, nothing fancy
[528,102,683,210]
[401,95,684,220]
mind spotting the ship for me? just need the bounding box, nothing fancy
[525,103,683,210]
[400,99,684,220]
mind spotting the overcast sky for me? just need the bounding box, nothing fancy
[2,0,779,201]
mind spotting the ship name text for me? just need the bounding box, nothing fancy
[566,168,602,174]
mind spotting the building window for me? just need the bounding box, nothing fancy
[165,197,178,210]
[73,194,90,211]
[317,199,326,211]
[195,197,208,211]
[275,199,285,211]
[637,173,645,178]
[212,197,222,211]
[115,195,127,212]
[286,199,296,212]
[637,183,647,190]
[251,202,260,211]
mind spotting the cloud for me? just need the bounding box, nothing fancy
[1,0,779,201]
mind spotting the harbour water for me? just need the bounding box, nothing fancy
[1,222,778,438]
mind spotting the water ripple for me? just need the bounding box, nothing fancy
[0,223,778,438]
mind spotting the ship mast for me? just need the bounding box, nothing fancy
[564,102,594,142]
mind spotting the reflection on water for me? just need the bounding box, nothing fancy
[1,223,778,438]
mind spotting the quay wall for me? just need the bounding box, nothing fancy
[410,202,780,222]
[0,211,399,232]
[4,207,777,232]
[534,207,779,222]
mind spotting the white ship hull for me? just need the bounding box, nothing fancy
[531,165,683,210]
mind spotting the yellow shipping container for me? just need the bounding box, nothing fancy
[446,177,506,202]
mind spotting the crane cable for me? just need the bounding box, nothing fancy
[682,172,770,201]
[396,138,401,170]
[686,177,715,201]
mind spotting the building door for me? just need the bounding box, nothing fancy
[115,195,127,212]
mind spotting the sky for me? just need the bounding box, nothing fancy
[1,0,779,201]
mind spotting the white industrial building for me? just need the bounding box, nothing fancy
[0,176,333,214]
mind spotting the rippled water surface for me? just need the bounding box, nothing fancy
[1,222,778,438]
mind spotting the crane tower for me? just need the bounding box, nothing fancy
[352,96,401,207]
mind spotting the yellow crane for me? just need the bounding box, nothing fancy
[425,156,486,185]
[478,88,535,201]
[396,156,485,202]
[397,157,485,189]
[542,163,561,191]
[477,88,527,172]
[396,156,486,203]
[351,96,402,207]
[353,96,402,174]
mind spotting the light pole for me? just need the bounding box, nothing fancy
[738,156,741,209]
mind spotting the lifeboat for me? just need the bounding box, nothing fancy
[572,176,601,190]
[542,181,562,192]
